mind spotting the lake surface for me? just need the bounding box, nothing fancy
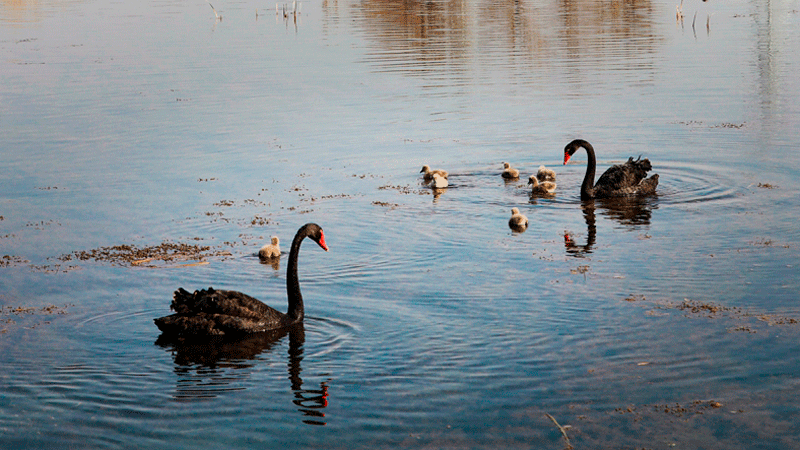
[2,0,799,448]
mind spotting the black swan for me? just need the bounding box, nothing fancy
[420,165,449,182]
[154,223,328,336]
[563,139,659,200]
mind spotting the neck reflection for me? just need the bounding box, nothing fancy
[156,323,330,425]
[564,196,657,258]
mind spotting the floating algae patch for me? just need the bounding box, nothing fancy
[378,184,427,195]
[1,255,29,268]
[1,303,73,334]
[624,295,798,332]
[59,242,232,268]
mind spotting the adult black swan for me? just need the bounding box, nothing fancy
[563,139,659,200]
[154,223,328,336]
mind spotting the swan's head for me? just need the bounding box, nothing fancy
[420,165,431,174]
[563,139,588,165]
[563,146,575,165]
[528,175,539,186]
[303,223,328,251]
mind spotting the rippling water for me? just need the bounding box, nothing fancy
[2,0,799,448]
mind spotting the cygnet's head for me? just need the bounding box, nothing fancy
[420,165,431,174]
[528,175,539,186]
[271,236,279,245]
[503,162,511,169]
[511,207,520,215]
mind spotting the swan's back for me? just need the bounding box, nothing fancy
[155,287,288,336]
[594,157,658,197]
[171,287,281,319]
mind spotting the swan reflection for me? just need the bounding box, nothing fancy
[431,186,447,201]
[564,202,597,258]
[260,255,281,271]
[156,324,330,425]
[594,195,657,227]
[564,197,656,258]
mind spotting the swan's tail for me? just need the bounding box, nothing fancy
[155,287,223,335]
[639,173,659,194]
[154,313,223,335]
[627,156,653,173]
[171,287,215,313]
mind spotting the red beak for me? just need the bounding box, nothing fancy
[563,153,571,165]
[318,231,329,251]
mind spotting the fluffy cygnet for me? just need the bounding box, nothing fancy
[502,162,520,179]
[259,236,281,259]
[420,165,449,182]
[536,165,556,182]
[528,175,557,194]
[508,207,528,229]
[431,173,449,188]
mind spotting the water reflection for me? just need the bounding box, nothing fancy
[431,186,447,201]
[275,0,302,30]
[339,0,662,89]
[564,197,655,257]
[564,201,596,257]
[260,256,281,271]
[528,189,556,201]
[594,195,657,228]
[0,0,87,26]
[156,324,329,425]
[285,325,330,426]
[349,0,470,75]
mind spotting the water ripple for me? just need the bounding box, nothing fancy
[538,161,742,207]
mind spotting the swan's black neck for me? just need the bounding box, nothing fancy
[576,140,597,200]
[286,226,310,321]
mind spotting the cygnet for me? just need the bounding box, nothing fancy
[502,162,520,179]
[259,236,281,259]
[508,207,528,230]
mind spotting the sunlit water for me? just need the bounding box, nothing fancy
[2,0,799,448]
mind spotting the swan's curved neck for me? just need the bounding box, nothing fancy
[579,140,597,200]
[286,229,308,320]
